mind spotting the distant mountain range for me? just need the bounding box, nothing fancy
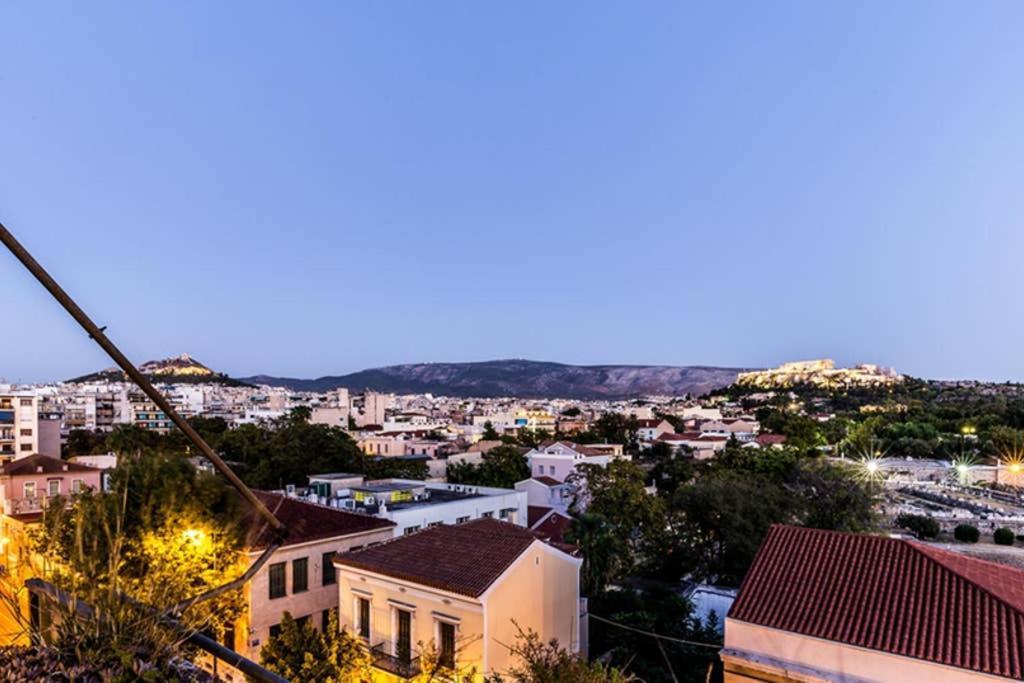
[69,353,252,387]
[241,359,750,399]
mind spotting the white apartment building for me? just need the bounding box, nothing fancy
[298,476,527,537]
[0,393,59,461]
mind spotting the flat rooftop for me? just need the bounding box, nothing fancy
[351,481,422,493]
[310,472,363,481]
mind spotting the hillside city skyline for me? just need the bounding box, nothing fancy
[4,3,1024,681]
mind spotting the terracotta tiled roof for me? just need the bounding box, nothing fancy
[756,433,787,446]
[245,491,395,550]
[527,505,553,527]
[656,432,704,442]
[334,518,542,598]
[530,509,573,545]
[537,440,604,456]
[532,476,563,487]
[2,454,99,476]
[729,525,1024,678]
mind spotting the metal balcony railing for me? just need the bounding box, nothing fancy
[370,640,421,678]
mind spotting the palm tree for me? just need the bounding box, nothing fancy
[566,513,626,595]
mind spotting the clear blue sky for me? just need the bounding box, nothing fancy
[3,2,1024,383]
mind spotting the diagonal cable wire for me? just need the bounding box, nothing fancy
[0,223,288,608]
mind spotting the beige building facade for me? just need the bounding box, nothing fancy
[335,519,584,681]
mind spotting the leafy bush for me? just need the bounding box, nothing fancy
[895,513,940,539]
[954,524,980,543]
[994,527,1016,546]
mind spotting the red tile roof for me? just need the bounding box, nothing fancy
[334,518,544,598]
[755,433,787,446]
[527,505,553,527]
[530,509,573,545]
[245,491,395,550]
[532,475,563,487]
[2,454,99,476]
[729,525,1024,678]
[537,440,605,456]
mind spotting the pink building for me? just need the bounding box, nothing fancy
[0,454,104,517]
[525,441,628,484]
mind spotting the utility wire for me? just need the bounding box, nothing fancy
[589,613,723,650]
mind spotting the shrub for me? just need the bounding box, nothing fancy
[954,524,980,543]
[895,513,939,539]
[994,527,1016,546]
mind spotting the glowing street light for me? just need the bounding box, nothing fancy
[182,528,210,550]
[951,456,977,485]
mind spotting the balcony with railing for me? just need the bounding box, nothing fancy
[3,495,60,516]
[369,641,421,679]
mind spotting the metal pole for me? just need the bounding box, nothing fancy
[26,579,289,683]
[0,223,286,537]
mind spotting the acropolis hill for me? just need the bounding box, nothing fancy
[736,359,903,389]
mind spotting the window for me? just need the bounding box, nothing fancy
[438,621,456,669]
[549,465,556,475]
[23,482,35,499]
[71,479,84,494]
[223,623,235,650]
[269,624,281,639]
[403,525,421,535]
[322,609,332,633]
[357,597,370,639]
[396,609,412,663]
[292,557,308,593]
[268,562,286,599]
[455,516,469,524]
[499,508,511,520]
[322,552,336,586]
[295,615,309,630]
[481,511,493,519]
[19,429,31,437]
[20,444,32,452]
[47,480,60,497]
[19,399,32,407]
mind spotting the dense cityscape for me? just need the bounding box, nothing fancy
[5,2,1024,681]
[2,349,1024,681]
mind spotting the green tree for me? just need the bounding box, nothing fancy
[489,624,633,683]
[64,429,108,457]
[260,611,371,682]
[482,421,500,441]
[565,513,626,595]
[793,459,878,532]
[895,513,940,539]
[447,445,529,489]
[667,469,795,586]
[588,588,719,683]
[572,461,664,546]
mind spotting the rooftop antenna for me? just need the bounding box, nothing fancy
[0,222,287,608]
